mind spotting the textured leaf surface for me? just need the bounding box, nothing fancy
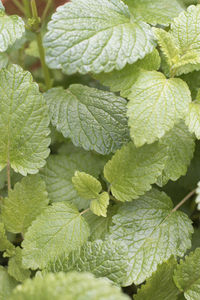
[135,258,179,300]
[44,0,155,74]
[0,223,15,257]
[104,142,167,202]
[45,84,129,155]
[123,0,184,25]
[1,175,49,234]
[108,189,193,285]
[185,101,200,139]
[0,10,25,52]
[8,247,30,283]
[10,272,129,300]
[0,65,50,176]
[22,202,90,269]
[0,52,8,69]
[40,152,105,206]
[46,240,129,286]
[0,266,17,300]
[157,122,195,186]
[174,248,200,300]
[90,192,109,217]
[94,49,161,97]
[127,71,191,146]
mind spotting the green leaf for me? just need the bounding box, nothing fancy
[22,202,90,269]
[0,1,5,11]
[10,271,129,300]
[90,192,109,217]
[127,71,191,147]
[174,248,200,300]
[108,188,193,285]
[0,223,15,257]
[46,240,129,286]
[72,171,109,217]
[45,84,129,155]
[0,266,17,300]
[94,49,161,97]
[84,205,118,241]
[1,175,49,234]
[8,247,30,283]
[25,40,39,58]
[44,0,155,74]
[185,101,200,139]
[0,64,50,176]
[135,258,179,300]
[40,152,106,207]
[196,182,200,210]
[0,10,25,52]
[157,122,195,186]
[123,0,184,26]
[0,52,8,69]
[104,141,167,202]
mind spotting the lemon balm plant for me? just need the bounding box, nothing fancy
[0,0,200,299]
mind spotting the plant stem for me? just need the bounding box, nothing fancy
[13,0,25,14]
[22,0,31,18]
[7,160,11,191]
[171,189,196,212]
[41,0,52,21]
[31,0,52,90]
[80,208,90,215]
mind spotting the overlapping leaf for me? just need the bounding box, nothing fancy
[0,65,50,176]
[22,202,90,269]
[44,0,155,74]
[108,189,193,285]
[94,49,161,97]
[185,99,200,139]
[0,266,17,300]
[45,84,129,155]
[157,122,195,186]
[0,8,25,52]
[104,141,167,202]
[135,258,179,300]
[0,222,15,257]
[123,0,184,26]
[1,175,49,234]
[8,247,30,283]
[127,71,191,146]
[10,272,129,300]
[174,248,200,300]
[46,240,129,285]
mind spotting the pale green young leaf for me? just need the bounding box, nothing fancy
[0,223,15,257]
[104,141,167,202]
[94,49,161,97]
[185,101,200,139]
[135,258,179,300]
[127,71,191,147]
[84,205,118,241]
[195,182,200,210]
[44,0,155,74]
[0,10,25,52]
[72,171,102,200]
[22,202,90,269]
[40,152,105,207]
[157,122,195,186]
[174,248,200,300]
[0,65,50,176]
[45,84,129,155]
[123,0,184,26]
[8,247,30,283]
[10,272,129,300]
[1,175,49,234]
[0,52,8,69]
[0,266,17,300]
[90,192,109,217]
[46,240,129,286]
[0,1,4,11]
[25,40,39,58]
[108,189,193,285]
